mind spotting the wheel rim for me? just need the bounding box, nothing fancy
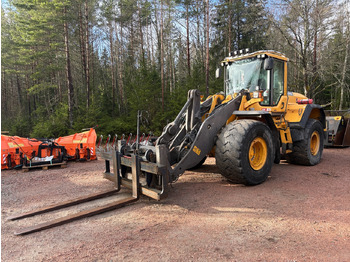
[310,131,320,156]
[249,137,267,171]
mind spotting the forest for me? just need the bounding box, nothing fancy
[1,0,350,138]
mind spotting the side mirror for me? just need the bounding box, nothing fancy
[264,58,274,70]
[215,68,221,78]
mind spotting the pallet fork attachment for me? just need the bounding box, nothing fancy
[7,153,143,235]
[100,144,169,201]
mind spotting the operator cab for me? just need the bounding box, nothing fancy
[221,50,287,107]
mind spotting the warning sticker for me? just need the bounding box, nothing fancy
[73,138,87,143]
[193,146,201,156]
[8,143,24,148]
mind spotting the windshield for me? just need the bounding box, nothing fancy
[225,58,267,95]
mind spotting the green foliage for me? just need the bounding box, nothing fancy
[212,0,268,52]
[2,0,349,140]
[31,104,69,138]
[96,115,135,138]
[1,116,31,137]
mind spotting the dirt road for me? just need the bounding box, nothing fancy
[2,148,350,261]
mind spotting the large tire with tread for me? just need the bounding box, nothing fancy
[215,120,274,185]
[285,119,323,165]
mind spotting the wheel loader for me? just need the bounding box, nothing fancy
[9,50,326,235]
[97,49,326,198]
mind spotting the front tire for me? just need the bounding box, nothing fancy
[215,120,274,185]
[285,119,324,165]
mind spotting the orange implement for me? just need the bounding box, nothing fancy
[55,128,97,161]
[1,135,42,170]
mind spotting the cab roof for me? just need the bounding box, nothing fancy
[222,50,289,63]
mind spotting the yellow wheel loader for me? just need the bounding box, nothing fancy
[99,50,326,196]
[9,50,327,235]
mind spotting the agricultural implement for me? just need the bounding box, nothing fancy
[9,50,327,235]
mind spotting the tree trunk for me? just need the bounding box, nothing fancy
[57,71,62,102]
[109,23,116,114]
[205,0,210,97]
[117,24,125,113]
[228,0,232,54]
[303,64,308,97]
[130,20,134,58]
[64,6,74,128]
[84,0,90,110]
[196,0,201,64]
[160,0,165,111]
[146,17,152,65]
[1,72,7,115]
[1,71,6,114]
[25,73,32,123]
[339,34,349,110]
[16,72,22,106]
[172,42,176,91]
[313,33,317,73]
[79,7,87,86]
[186,3,191,76]
[139,4,145,63]
[91,37,95,97]
[10,75,15,116]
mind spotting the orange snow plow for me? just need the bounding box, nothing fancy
[1,135,42,169]
[54,128,97,161]
[2,128,97,170]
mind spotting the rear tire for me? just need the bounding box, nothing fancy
[215,120,274,185]
[285,119,323,165]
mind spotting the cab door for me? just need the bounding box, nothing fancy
[260,58,287,113]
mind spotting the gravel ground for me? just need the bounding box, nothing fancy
[1,147,350,261]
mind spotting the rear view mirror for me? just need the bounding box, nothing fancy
[215,68,221,78]
[264,58,274,70]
